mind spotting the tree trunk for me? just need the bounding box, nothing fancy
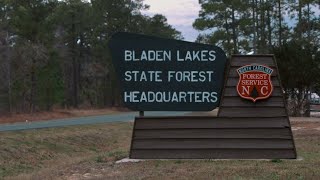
[278,0,282,46]
[266,3,272,50]
[78,33,85,106]
[224,10,231,56]
[231,6,238,54]
[307,2,311,42]
[260,0,267,53]
[5,31,12,113]
[252,0,257,54]
[298,0,302,40]
[305,87,311,117]
[46,86,51,111]
[71,13,78,108]
[72,55,79,108]
[30,57,36,113]
[255,0,260,52]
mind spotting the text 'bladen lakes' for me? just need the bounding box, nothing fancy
[124,50,217,62]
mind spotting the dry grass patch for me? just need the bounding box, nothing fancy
[1,120,320,179]
[0,107,128,124]
[0,122,132,179]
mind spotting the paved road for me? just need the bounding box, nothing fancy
[0,111,187,132]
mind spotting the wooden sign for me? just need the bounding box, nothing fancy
[236,64,274,102]
[109,32,227,111]
[129,55,297,159]
[217,55,296,159]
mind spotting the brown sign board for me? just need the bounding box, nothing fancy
[129,55,297,159]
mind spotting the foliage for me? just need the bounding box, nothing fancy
[0,0,182,113]
[194,0,320,116]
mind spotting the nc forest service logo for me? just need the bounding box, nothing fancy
[236,64,274,102]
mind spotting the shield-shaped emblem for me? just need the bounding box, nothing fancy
[236,64,274,102]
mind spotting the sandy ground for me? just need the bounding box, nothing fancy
[0,107,129,124]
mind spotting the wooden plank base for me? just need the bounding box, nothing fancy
[131,149,296,159]
[130,116,296,159]
[129,55,297,159]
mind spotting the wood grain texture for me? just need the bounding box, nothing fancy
[132,139,294,149]
[129,55,297,159]
[134,128,292,139]
[218,107,287,117]
[134,117,289,129]
[130,149,296,159]
[221,97,285,107]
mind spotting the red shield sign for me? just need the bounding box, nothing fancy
[236,64,273,102]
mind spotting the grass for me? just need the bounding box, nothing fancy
[0,122,132,179]
[0,107,127,124]
[0,120,320,179]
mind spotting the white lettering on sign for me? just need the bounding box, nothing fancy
[167,71,214,82]
[261,86,269,95]
[124,91,218,103]
[177,50,216,61]
[124,50,217,62]
[125,50,171,61]
[125,71,163,82]
[122,49,219,103]
[242,86,250,95]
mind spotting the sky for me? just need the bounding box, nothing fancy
[143,0,201,42]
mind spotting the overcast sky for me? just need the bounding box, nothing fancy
[143,0,201,42]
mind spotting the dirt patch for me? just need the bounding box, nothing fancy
[0,107,130,124]
[290,117,320,122]
[290,119,320,137]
